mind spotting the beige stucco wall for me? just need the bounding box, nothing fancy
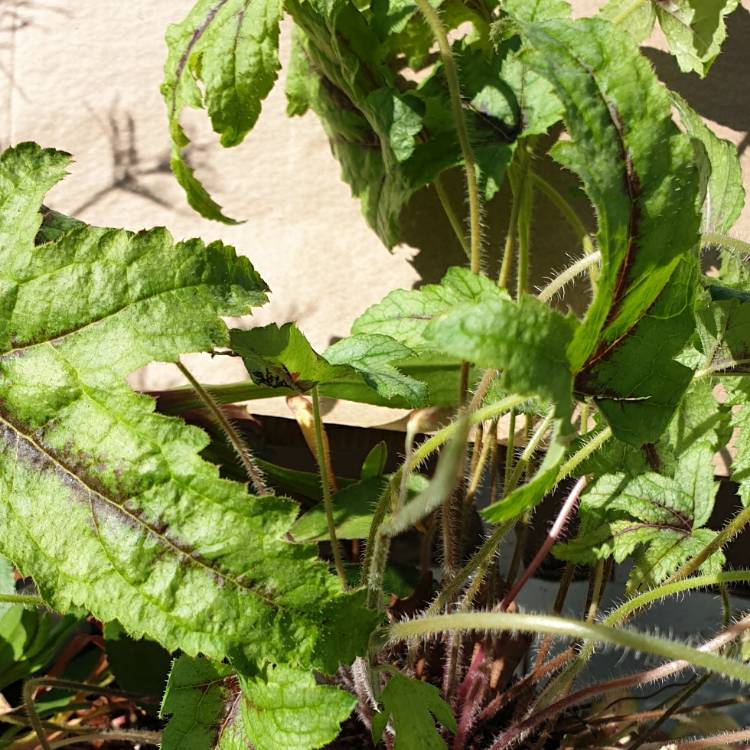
[2,1,749,427]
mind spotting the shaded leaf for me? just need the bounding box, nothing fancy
[372,672,456,749]
[654,0,740,77]
[292,476,389,542]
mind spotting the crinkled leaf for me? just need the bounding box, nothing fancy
[324,333,428,405]
[555,445,723,590]
[519,18,700,444]
[284,3,516,245]
[241,664,356,750]
[600,0,656,42]
[503,0,570,22]
[372,672,457,750]
[425,284,577,422]
[0,142,373,672]
[162,0,283,221]
[352,267,498,352]
[654,0,740,77]
[671,92,745,233]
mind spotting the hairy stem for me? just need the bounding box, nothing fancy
[667,504,750,584]
[500,477,587,610]
[312,386,347,589]
[493,613,750,749]
[0,593,44,607]
[702,231,750,257]
[434,175,471,259]
[428,521,513,612]
[537,250,601,303]
[415,0,482,271]
[176,362,270,495]
[389,612,750,684]
[516,147,533,298]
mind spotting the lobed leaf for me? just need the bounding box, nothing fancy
[0,143,373,672]
[372,672,456,749]
[162,0,283,221]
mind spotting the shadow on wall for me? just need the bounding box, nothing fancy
[643,4,750,153]
[398,135,595,318]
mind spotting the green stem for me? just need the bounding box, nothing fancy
[537,251,601,303]
[0,593,44,607]
[516,147,533,298]
[667,504,750,584]
[428,521,513,612]
[415,0,482,272]
[498,168,521,289]
[312,386,347,590]
[555,426,612,481]
[434,175,471,260]
[503,408,517,495]
[605,570,750,627]
[506,409,554,493]
[389,612,750,683]
[531,173,588,241]
[176,362,270,495]
[400,394,526,479]
[702,231,750,257]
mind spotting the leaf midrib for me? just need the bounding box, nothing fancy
[0,409,279,608]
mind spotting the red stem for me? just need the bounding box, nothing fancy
[500,477,587,611]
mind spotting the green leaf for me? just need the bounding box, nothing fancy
[160,655,239,749]
[361,441,388,479]
[503,0,570,21]
[324,334,428,405]
[693,289,750,377]
[653,0,740,77]
[671,92,745,234]
[162,0,283,221]
[292,476,388,542]
[0,602,79,691]
[425,284,577,422]
[230,323,346,392]
[352,267,498,352]
[599,0,656,42]
[372,672,456,749]
[725,381,750,506]
[103,621,173,699]
[519,17,701,444]
[0,142,372,672]
[481,420,569,523]
[555,445,724,591]
[241,664,356,750]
